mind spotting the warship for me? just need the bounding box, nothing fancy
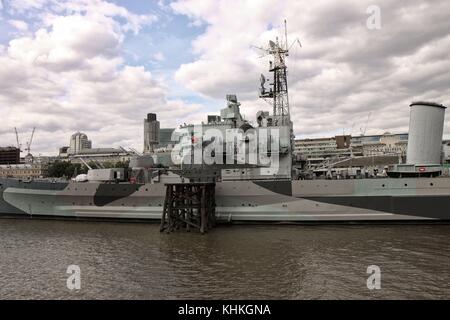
[1,30,449,223]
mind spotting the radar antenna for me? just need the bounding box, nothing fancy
[255,20,301,126]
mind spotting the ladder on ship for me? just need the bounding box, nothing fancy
[160,182,216,234]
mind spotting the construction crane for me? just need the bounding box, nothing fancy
[14,127,22,152]
[360,112,372,136]
[25,127,35,155]
[13,127,36,155]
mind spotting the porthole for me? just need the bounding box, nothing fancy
[404,184,408,187]
[430,183,434,186]
[382,184,385,187]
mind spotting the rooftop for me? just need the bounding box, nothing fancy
[0,147,20,151]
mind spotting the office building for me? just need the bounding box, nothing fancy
[0,147,20,165]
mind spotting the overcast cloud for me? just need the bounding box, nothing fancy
[0,0,449,155]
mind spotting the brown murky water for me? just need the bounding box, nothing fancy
[0,219,449,299]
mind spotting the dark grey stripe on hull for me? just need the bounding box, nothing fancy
[94,184,144,207]
[0,193,25,215]
[303,195,450,220]
[253,180,292,196]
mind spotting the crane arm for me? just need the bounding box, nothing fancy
[29,127,35,148]
[26,127,35,153]
[14,127,21,151]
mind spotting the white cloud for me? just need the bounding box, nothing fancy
[0,1,196,155]
[8,0,157,33]
[51,0,157,34]
[8,19,29,31]
[171,0,450,138]
[9,0,48,11]
[8,14,122,71]
[152,52,165,62]
[3,0,450,156]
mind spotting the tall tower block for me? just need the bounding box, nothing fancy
[144,113,160,154]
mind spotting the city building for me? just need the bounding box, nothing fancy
[144,113,160,154]
[67,148,133,165]
[59,146,69,157]
[442,140,450,163]
[159,128,176,149]
[294,132,410,174]
[294,135,360,166]
[352,132,408,157]
[68,132,92,155]
[58,132,134,165]
[0,164,48,179]
[0,147,20,165]
[143,113,176,152]
[295,133,409,161]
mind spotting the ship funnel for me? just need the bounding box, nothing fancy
[406,101,446,165]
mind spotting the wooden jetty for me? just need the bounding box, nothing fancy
[160,182,216,234]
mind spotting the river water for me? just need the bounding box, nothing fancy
[0,219,449,299]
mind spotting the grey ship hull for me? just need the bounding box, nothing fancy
[1,177,449,222]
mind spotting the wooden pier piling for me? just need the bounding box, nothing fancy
[160,182,216,234]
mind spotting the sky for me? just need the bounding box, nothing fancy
[0,0,449,156]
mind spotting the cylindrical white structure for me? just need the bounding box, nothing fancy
[406,101,446,165]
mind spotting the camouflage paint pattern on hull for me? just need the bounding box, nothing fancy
[1,177,450,221]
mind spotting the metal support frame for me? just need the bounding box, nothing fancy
[160,182,216,234]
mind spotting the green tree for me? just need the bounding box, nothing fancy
[47,161,86,178]
[115,160,130,169]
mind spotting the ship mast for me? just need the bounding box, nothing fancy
[258,20,292,126]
